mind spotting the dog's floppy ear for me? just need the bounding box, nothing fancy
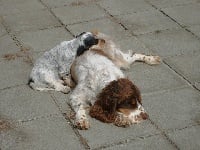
[89,80,122,123]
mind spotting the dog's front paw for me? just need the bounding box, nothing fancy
[75,117,90,130]
[145,55,161,65]
[61,86,71,94]
[114,115,131,127]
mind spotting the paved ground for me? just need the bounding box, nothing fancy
[0,0,200,149]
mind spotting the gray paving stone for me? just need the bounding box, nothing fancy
[50,91,71,113]
[137,28,200,57]
[143,87,200,130]
[162,3,200,27]
[195,82,200,91]
[17,27,73,52]
[52,4,107,25]
[79,120,158,149]
[167,125,200,150]
[98,0,153,16]
[117,9,179,35]
[0,116,83,150]
[0,23,7,37]
[3,10,60,32]
[42,0,91,8]
[0,85,60,121]
[126,63,187,94]
[103,135,176,150]
[0,59,31,89]
[146,0,198,9]
[68,18,131,42]
[0,0,45,15]
[116,36,152,54]
[0,34,20,57]
[188,25,200,37]
[165,53,200,84]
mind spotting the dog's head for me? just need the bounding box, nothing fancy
[89,78,148,126]
[75,32,99,56]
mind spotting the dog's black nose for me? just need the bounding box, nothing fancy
[83,36,98,49]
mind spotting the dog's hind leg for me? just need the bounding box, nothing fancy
[131,53,161,65]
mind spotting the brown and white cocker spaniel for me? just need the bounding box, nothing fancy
[70,31,161,129]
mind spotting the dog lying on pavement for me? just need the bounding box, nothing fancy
[70,31,161,129]
[28,32,98,93]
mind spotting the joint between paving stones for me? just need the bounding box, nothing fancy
[50,92,90,150]
[38,0,75,37]
[149,119,180,150]
[1,19,23,49]
[145,0,200,42]
[92,132,161,150]
[163,60,200,93]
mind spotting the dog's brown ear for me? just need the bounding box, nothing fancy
[89,101,117,123]
[89,80,122,123]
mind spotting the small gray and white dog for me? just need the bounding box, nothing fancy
[28,32,98,93]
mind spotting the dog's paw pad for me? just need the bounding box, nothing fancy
[61,86,70,94]
[114,115,131,127]
[146,56,161,65]
[75,118,90,130]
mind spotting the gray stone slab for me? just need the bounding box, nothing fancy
[117,9,179,35]
[0,59,32,89]
[98,0,153,16]
[116,36,152,54]
[126,63,187,94]
[143,87,200,130]
[79,119,158,149]
[68,18,131,42]
[52,4,107,25]
[103,135,176,150]
[41,0,91,8]
[0,34,20,57]
[0,85,60,121]
[137,28,200,57]
[17,27,73,52]
[0,116,83,150]
[0,0,45,15]
[3,10,60,32]
[195,82,200,91]
[146,0,198,9]
[0,23,7,37]
[167,125,200,150]
[188,25,200,37]
[162,3,200,26]
[50,91,71,113]
[165,53,200,83]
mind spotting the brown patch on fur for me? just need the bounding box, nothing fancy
[89,78,142,123]
[91,30,99,36]
[117,108,132,116]
[70,61,78,83]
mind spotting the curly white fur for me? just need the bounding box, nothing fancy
[70,32,161,129]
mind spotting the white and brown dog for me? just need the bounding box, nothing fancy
[70,32,161,129]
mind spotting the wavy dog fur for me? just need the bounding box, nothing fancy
[70,31,161,129]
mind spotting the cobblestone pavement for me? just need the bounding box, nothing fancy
[0,0,200,149]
